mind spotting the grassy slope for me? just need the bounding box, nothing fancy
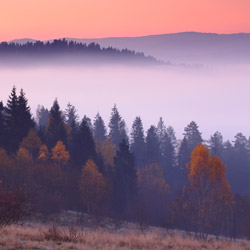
[0,221,250,250]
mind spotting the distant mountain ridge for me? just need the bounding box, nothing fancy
[8,32,250,65]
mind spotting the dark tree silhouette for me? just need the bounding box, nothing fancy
[145,125,160,164]
[46,99,67,149]
[5,87,34,152]
[109,105,128,148]
[70,119,96,169]
[183,121,203,154]
[113,140,137,215]
[209,131,224,158]
[130,116,145,168]
[93,112,106,141]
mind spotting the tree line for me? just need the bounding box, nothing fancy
[0,39,159,64]
[0,86,250,239]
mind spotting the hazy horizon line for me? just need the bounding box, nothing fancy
[6,31,250,43]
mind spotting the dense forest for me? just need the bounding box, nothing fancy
[0,39,160,65]
[0,86,250,239]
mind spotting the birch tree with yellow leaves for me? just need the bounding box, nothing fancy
[175,144,233,237]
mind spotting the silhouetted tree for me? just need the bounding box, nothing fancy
[130,116,145,168]
[146,125,160,164]
[5,87,34,152]
[46,99,67,149]
[184,121,203,154]
[65,103,79,129]
[93,112,106,141]
[113,140,137,215]
[70,119,96,169]
[109,105,128,148]
[177,137,189,170]
[208,131,224,158]
[0,101,6,148]
[36,105,49,128]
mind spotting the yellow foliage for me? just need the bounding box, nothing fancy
[95,137,116,168]
[38,144,50,161]
[79,159,110,213]
[20,129,42,159]
[184,144,234,233]
[0,148,12,168]
[51,140,70,166]
[138,162,169,197]
[16,147,33,165]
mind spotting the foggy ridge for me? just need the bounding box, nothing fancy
[0,39,161,67]
[10,32,250,65]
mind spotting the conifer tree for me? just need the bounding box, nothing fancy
[113,140,137,214]
[93,112,106,141]
[177,137,189,170]
[0,101,6,148]
[109,105,128,148]
[65,103,79,129]
[46,99,67,149]
[209,131,224,158]
[183,121,203,154]
[145,125,160,164]
[5,87,34,152]
[130,116,145,168]
[70,119,96,168]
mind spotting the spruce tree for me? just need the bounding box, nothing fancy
[70,119,96,169]
[93,112,106,141]
[145,125,160,164]
[0,101,6,148]
[109,105,128,147]
[183,121,203,154]
[46,99,67,149]
[5,87,34,152]
[65,103,79,129]
[208,131,224,158]
[130,116,145,168]
[17,89,35,139]
[113,140,137,214]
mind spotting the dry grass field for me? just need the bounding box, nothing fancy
[0,218,250,250]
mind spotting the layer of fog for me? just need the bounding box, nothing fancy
[0,64,249,141]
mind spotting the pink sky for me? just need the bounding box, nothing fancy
[0,0,250,41]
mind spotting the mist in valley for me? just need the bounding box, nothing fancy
[0,63,249,141]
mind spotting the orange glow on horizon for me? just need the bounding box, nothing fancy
[0,0,250,41]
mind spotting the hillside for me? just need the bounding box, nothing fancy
[0,39,161,67]
[64,32,250,65]
[0,212,249,250]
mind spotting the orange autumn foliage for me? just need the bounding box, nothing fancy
[183,144,233,235]
[51,140,70,166]
[79,159,110,214]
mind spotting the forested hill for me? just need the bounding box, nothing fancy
[0,39,162,66]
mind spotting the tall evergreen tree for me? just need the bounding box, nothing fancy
[109,105,128,148]
[229,133,250,194]
[113,140,137,214]
[183,121,203,154]
[82,115,92,132]
[65,103,79,129]
[157,117,166,147]
[208,131,224,158]
[36,105,49,128]
[46,99,67,149]
[130,116,145,168]
[17,89,35,137]
[146,125,160,164]
[5,87,34,152]
[0,101,6,148]
[93,112,106,141]
[177,137,189,170]
[70,119,96,169]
